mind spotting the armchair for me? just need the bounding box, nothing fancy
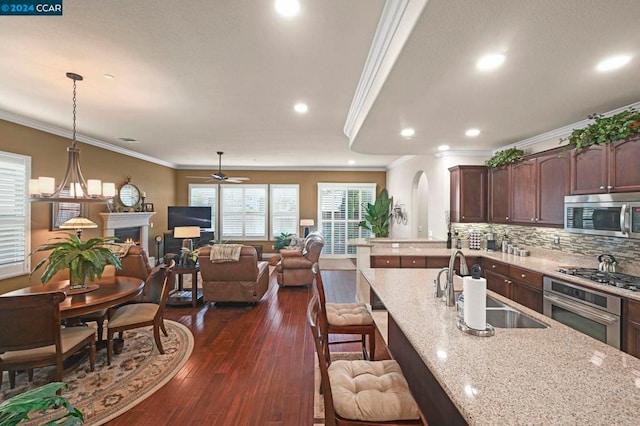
[276,231,324,287]
[198,245,269,304]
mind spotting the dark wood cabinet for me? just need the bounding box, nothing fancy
[400,256,427,268]
[449,166,487,223]
[510,279,543,313]
[488,166,511,223]
[625,299,640,359]
[609,137,640,193]
[371,256,400,268]
[510,159,538,224]
[536,150,570,226]
[509,149,569,227]
[571,136,640,194]
[485,269,510,298]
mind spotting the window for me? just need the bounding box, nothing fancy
[188,184,217,234]
[221,184,268,240]
[0,151,30,279]
[270,184,299,239]
[317,183,375,256]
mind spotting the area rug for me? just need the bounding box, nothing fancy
[1,320,194,425]
[318,258,357,271]
[313,352,363,423]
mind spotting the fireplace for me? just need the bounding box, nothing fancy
[114,227,141,245]
[99,212,155,255]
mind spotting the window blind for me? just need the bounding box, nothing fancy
[221,185,267,240]
[317,183,375,256]
[270,184,299,238]
[0,151,30,279]
[188,184,217,233]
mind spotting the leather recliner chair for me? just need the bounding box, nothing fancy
[198,245,269,304]
[276,232,324,287]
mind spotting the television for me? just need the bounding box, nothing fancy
[167,206,212,230]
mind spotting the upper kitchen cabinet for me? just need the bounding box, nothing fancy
[488,166,511,223]
[510,159,537,224]
[535,149,571,226]
[449,166,487,223]
[571,135,640,194]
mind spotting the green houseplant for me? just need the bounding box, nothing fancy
[563,108,640,149]
[0,382,83,425]
[30,233,122,289]
[358,188,393,237]
[274,232,293,251]
[485,147,525,168]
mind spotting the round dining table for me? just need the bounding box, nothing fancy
[2,276,144,319]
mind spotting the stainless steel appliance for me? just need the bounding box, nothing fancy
[564,192,640,238]
[543,276,622,349]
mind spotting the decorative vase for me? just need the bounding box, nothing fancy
[446,232,452,249]
[69,270,88,290]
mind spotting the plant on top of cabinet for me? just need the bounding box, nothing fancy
[563,108,640,149]
[359,188,393,237]
[485,147,525,168]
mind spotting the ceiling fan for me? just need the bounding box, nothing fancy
[187,151,250,183]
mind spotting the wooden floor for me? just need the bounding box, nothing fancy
[106,268,388,425]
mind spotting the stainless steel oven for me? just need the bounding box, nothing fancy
[543,277,621,349]
[564,192,640,239]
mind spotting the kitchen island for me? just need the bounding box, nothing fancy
[360,267,640,425]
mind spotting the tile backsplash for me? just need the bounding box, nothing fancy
[452,223,640,275]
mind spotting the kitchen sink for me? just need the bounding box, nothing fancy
[486,295,507,308]
[486,307,548,329]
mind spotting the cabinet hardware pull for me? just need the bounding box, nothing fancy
[412,260,416,264]
[492,265,496,268]
[607,185,613,190]
[386,260,389,264]
[521,274,526,278]
[506,216,509,220]
[600,185,605,190]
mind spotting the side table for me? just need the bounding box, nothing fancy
[167,264,202,307]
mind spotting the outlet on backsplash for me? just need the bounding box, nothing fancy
[552,235,560,246]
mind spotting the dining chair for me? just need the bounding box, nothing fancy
[106,260,175,364]
[0,292,96,389]
[308,295,422,425]
[312,263,376,360]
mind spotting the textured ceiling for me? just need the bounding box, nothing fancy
[0,0,639,169]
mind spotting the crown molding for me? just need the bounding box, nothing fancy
[0,109,177,168]
[386,155,415,169]
[433,150,492,159]
[177,165,388,172]
[493,100,640,153]
[343,0,428,145]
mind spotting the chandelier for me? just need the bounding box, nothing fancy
[29,72,115,202]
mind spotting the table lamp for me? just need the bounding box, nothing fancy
[300,219,314,238]
[173,226,201,251]
[60,216,98,237]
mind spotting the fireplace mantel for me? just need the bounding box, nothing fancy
[99,212,155,254]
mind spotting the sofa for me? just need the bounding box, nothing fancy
[197,245,269,304]
[276,232,324,287]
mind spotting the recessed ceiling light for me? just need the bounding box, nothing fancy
[465,128,480,137]
[438,145,450,151]
[401,128,415,138]
[476,53,506,71]
[294,103,308,114]
[118,137,138,143]
[596,55,631,72]
[348,160,356,165]
[103,74,115,80]
[275,0,300,18]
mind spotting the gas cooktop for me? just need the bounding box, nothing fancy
[557,267,640,292]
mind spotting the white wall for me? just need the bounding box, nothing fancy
[387,154,487,240]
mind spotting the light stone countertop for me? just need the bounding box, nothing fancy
[366,247,640,302]
[360,267,640,425]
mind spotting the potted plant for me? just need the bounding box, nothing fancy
[30,233,122,289]
[180,246,199,267]
[562,108,640,149]
[485,147,525,168]
[274,232,293,251]
[358,188,393,237]
[0,382,83,425]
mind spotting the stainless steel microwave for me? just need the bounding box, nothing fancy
[564,192,640,238]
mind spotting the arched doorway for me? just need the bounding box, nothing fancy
[411,171,429,238]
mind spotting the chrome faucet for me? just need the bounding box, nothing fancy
[434,267,449,299]
[445,250,469,307]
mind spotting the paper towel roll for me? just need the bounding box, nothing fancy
[463,275,487,330]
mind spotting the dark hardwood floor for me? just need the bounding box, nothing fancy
[106,268,387,425]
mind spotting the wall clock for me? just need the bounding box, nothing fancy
[118,179,141,208]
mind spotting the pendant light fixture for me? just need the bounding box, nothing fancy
[29,72,116,202]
